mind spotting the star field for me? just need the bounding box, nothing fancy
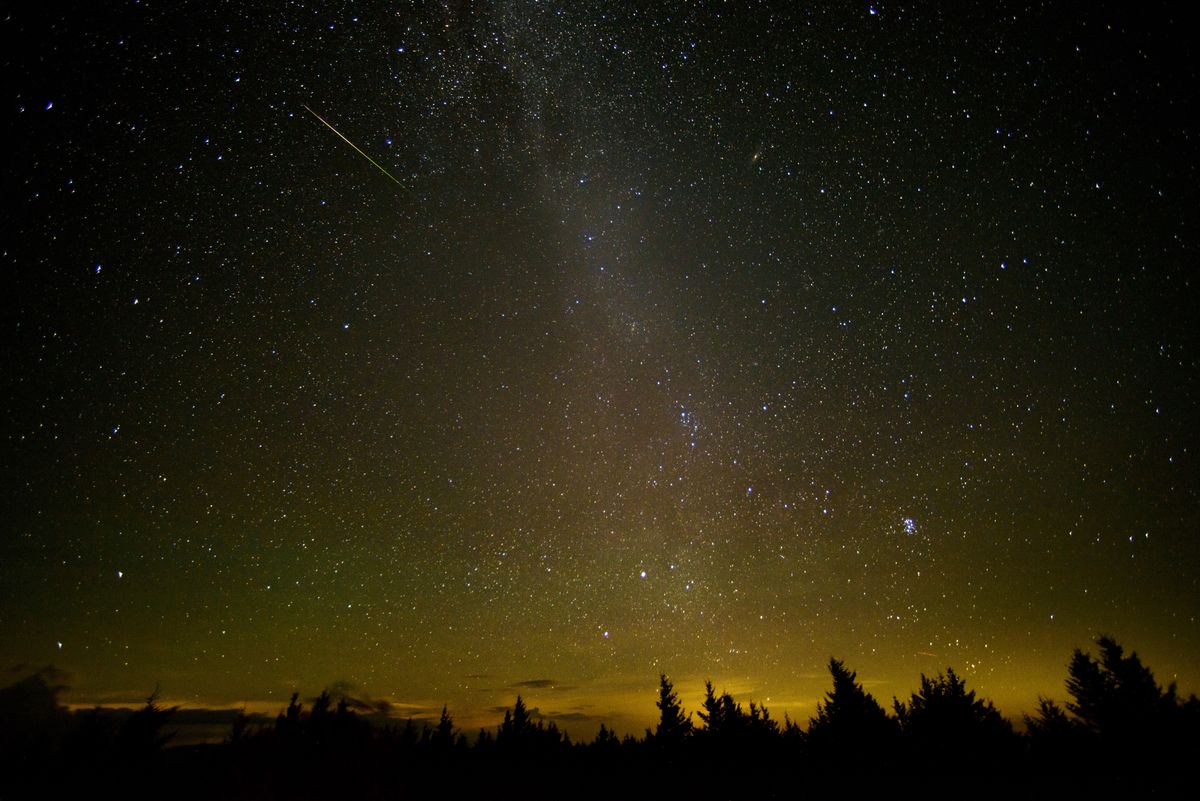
[2,2,1197,734]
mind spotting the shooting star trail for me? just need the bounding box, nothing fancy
[303,104,411,193]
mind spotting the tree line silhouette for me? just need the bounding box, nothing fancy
[1,635,1196,799]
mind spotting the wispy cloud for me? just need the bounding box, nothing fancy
[508,678,576,691]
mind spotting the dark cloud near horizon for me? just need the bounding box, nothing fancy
[486,701,604,727]
[540,711,594,723]
[509,678,573,690]
[0,667,71,728]
[319,680,395,716]
[4,664,69,686]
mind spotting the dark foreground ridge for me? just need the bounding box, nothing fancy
[1,636,1196,800]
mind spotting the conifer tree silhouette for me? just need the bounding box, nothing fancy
[227,707,251,745]
[498,695,534,749]
[746,700,778,739]
[433,705,455,745]
[594,722,618,747]
[1067,635,1162,739]
[697,680,746,739]
[116,687,178,761]
[698,680,721,732]
[807,657,896,761]
[4,641,1198,798]
[1024,696,1076,738]
[650,674,692,745]
[1060,634,1200,767]
[894,668,1012,767]
[1024,695,1089,768]
[276,691,303,740]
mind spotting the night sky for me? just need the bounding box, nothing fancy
[3,2,1198,736]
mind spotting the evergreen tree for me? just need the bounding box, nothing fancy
[1024,696,1076,738]
[227,707,251,745]
[1024,696,1088,767]
[594,723,618,746]
[697,680,744,737]
[696,680,761,745]
[277,692,303,737]
[1066,635,1164,738]
[1060,635,1200,765]
[697,680,720,731]
[433,705,454,746]
[782,713,804,745]
[894,668,1013,767]
[806,658,896,760]
[747,702,774,731]
[498,695,534,747]
[116,688,178,761]
[311,690,333,720]
[651,674,692,745]
[512,695,531,732]
[399,717,419,748]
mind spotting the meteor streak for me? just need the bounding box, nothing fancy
[303,104,409,192]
